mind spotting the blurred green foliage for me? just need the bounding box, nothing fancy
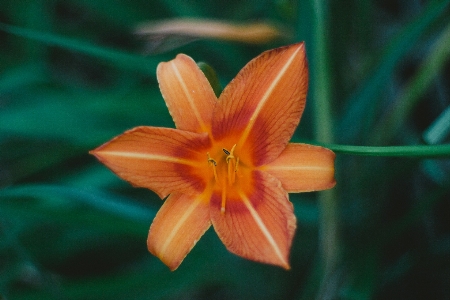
[1,0,449,299]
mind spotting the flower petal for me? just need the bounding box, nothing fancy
[210,171,296,269]
[90,126,211,199]
[157,54,217,133]
[136,19,286,45]
[263,143,336,192]
[148,192,211,271]
[212,42,308,166]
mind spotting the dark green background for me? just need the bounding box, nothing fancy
[1,0,449,299]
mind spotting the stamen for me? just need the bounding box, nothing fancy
[232,157,239,183]
[225,144,236,164]
[227,160,233,185]
[225,144,237,185]
[221,184,226,214]
[207,154,216,166]
[222,148,230,155]
[207,152,218,182]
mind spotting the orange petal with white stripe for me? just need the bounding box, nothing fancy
[212,42,308,166]
[157,54,217,133]
[264,143,335,192]
[210,171,296,269]
[90,126,211,199]
[148,192,211,270]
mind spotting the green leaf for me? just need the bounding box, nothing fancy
[338,0,450,142]
[0,22,160,76]
[0,86,171,147]
[0,184,155,231]
[370,22,450,144]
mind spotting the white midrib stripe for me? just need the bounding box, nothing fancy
[171,61,208,132]
[239,191,287,266]
[160,196,202,256]
[268,165,331,171]
[238,47,301,146]
[98,151,198,167]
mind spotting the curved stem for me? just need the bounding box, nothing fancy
[313,143,450,157]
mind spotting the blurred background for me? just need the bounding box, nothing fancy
[1,0,449,299]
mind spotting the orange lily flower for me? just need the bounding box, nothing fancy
[90,42,335,270]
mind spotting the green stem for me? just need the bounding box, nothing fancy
[311,0,339,283]
[313,143,450,157]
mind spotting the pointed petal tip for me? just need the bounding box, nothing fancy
[88,127,211,200]
[148,243,182,271]
[264,143,336,193]
[156,53,190,71]
[175,53,192,61]
[147,192,212,271]
[88,145,106,160]
[211,171,296,270]
[274,41,306,58]
[270,253,291,270]
[245,255,291,270]
[148,231,196,271]
[89,142,108,156]
[289,41,305,49]
[157,53,216,132]
[282,262,291,270]
[168,263,180,272]
[148,234,200,271]
[89,144,108,157]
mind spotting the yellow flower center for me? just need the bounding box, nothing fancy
[207,144,241,214]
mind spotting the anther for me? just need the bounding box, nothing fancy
[207,153,218,182]
[207,152,217,166]
[225,144,236,164]
[225,144,237,185]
